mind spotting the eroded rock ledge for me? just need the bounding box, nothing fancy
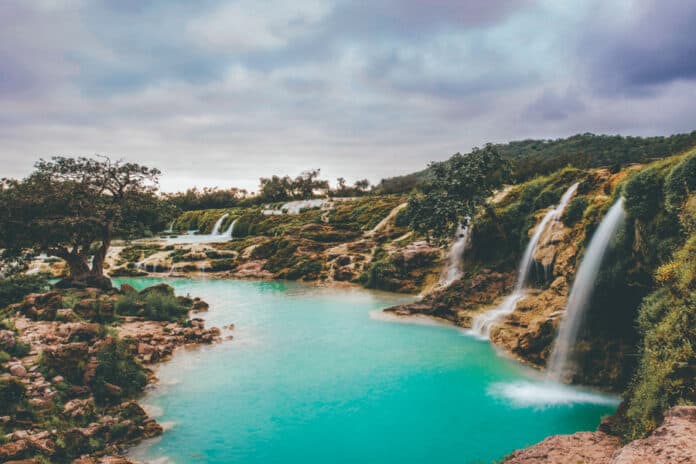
[504,406,696,464]
[0,284,226,463]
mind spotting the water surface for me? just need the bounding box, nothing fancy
[115,277,617,464]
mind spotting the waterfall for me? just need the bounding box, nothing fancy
[471,183,579,338]
[224,218,237,238]
[439,220,471,287]
[166,220,175,233]
[211,213,229,236]
[547,198,626,381]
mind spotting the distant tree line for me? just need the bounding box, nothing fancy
[375,131,696,194]
[164,169,372,211]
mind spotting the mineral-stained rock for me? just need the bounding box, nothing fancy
[73,298,114,321]
[56,308,80,322]
[0,329,16,349]
[0,439,30,461]
[42,342,90,383]
[191,298,210,312]
[506,406,696,464]
[504,431,620,464]
[57,322,102,341]
[9,364,27,377]
[611,406,696,464]
[119,283,136,294]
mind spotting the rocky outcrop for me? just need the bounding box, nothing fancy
[1,285,227,463]
[504,406,696,464]
[384,269,515,326]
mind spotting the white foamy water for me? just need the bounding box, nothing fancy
[439,221,471,288]
[547,198,626,381]
[471,183,579,337]
[489,380,620,408]
[211,213,229,235]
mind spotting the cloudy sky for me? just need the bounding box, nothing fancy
[2,0,695,191]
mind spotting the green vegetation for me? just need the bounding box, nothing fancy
[115,284,189,321]
[376,131,696,193]
[0,157,164,288]
[0,376,26,414]
[470,167,590,267]
[617,151,696,440]
[406,144,510,241]
[92,337,148,405]
[0,273,49,308]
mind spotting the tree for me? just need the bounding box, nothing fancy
[406,144,510,242]
[0,156,161,288]
[354,178,370,192]
[258,175,293,202]
[292,169,329,199]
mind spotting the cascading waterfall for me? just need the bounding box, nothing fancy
[166,221,175,233]
[211,213,229,236]
[439,221,471,287]
[547,198,626,382]
[471,183,579,337]
[224,218,237,238]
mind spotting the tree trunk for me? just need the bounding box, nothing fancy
[90,239,110,278]
[55,246,112,290]
[63,253,92,280]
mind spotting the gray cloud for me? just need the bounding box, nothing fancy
[584,0,696,95]
[0,0,695,191]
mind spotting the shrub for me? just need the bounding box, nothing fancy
[0,376,26,414]
[665,152,696,210]
[0,274,49,308]
[620,234,696,440]
[624,168,664,221]
[284,259,323,280]
[115,284,189,321]
[92,338,147,405]
[563,196,589,226]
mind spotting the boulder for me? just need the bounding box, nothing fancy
[57,322,102,341]
[56,308,80,322]
[0,329,16,350]
[41,342,90,384]
[138,283,175,298]
[0,440,30,461]
[9,364,27,377]
[119,283,136,294]
[191,298,209,312]
[73,299,114,321]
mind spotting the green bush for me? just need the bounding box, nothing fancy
[284,259,323,280]
[115,284,189,321]
[0,376,26,414]
[665,152,696,210]
[0,273,49,308]
[92,338,147,405]
[361,259,403,291]
[624,168,664,221]
[563,196,589,226]
[620,234,696,440]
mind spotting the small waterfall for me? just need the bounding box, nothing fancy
[547,198,626,382]
[224,218,237,238]
[166,220,175,233]
[211,213,229,236]
[471,183,579,337]
[439,221,471,287]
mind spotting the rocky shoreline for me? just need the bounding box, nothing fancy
[0,284,227,463]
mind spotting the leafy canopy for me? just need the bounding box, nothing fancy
[0,156,161,282]
[406,144,510,241]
